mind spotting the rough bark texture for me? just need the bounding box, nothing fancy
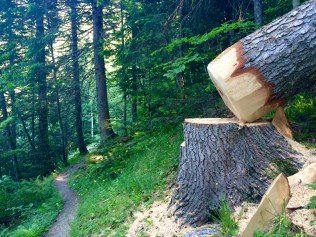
[169,118,303,226]
[70,0,88,154]
[92,0,116,143]
[208,0,316,122]
[241,0,316,100]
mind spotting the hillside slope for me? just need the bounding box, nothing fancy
[69,127,182,236]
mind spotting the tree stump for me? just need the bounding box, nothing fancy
[169,118,303,226]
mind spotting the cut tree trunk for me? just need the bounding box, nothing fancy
[169,118,303,226]
[207,0,316,123]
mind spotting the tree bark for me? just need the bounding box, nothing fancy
[46,5,69,165]
[34,0,53,174]
[131,66,138,122]
[92,0,116,143]
[49,43,68,164]
[208,0,316,123]
[253,0,263,26]
[70,0,88,154]
[169,118,303,226]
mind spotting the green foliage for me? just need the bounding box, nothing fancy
[286,93,316,145]
[69,127,182,236]
[0,117,13,131]
[159,21,255,54]
[0,176,62,237]
[218,200,239,236]
[254,212,307,237]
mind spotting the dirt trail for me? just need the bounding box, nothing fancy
[45,163,83,237]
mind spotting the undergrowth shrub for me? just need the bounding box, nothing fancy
[287,93,316,145]
[0,176,62,237]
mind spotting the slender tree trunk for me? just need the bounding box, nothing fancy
[31,88,36,145]
[49,44,68,164]
[90,98,94,139]
[70,0,88,154]
[293,0,300,8]
[46,0,69,163]
[253,0,263,26]
[0,92,21,181]
[123,91,128,136]
[19,112,36,151]
[208,0,316,123]
[120,1,128,135]
[91,0,116,143]
[131,66,138,122]
[34,1,53,174]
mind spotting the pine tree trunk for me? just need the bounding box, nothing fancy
[46,9,69,165]
[70,0,88,154]
[34,2,53,174]
[169,118,303,226]
[208,0,316,123]
[92,0,116,143]
[50,47,68,164]
[131,66,138,122]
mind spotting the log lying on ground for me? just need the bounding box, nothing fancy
[207,0,316,123]
[169,118,303,226]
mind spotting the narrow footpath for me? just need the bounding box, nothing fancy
[45,163,83,237]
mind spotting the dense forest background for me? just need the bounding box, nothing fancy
[0,0,314,180]
[1,0,316,236]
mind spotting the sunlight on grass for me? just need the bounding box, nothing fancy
[69,127,182,236]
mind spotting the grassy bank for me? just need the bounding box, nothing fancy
[69,126,182,236]
[0,176,62,237]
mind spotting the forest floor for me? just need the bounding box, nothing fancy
[45,162,83,237]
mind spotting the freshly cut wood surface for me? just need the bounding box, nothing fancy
[272,107,293,139]
[169,118,302,225]
[208,0,316,122]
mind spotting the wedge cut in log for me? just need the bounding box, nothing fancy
[169,118,303,226]
[207,0,316,123]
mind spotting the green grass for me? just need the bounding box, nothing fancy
[69,127,182,236]
[218,201,239,236]
[0,176,63,237]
